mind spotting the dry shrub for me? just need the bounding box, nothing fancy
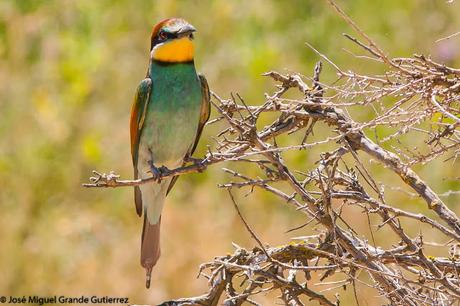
[86,1,460,305]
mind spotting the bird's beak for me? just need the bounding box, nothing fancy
[176,24,196,38]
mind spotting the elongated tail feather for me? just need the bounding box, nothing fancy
[141,215,161,288]
[134,185,143,216]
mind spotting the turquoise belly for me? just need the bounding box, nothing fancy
[140,62,202,167]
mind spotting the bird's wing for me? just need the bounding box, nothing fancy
[190,74,211,155]
[166,74,210,195]
[130,77,152,216]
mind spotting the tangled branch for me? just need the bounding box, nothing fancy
[84,1,460,305]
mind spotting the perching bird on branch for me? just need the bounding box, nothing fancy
[129,18,210,288]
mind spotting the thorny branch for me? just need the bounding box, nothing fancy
[85,1,460,305]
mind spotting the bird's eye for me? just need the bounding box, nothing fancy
[189,33,194,40]
[159,31,167,40]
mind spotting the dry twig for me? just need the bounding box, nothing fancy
[87,1,460,304]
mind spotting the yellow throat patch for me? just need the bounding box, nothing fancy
[151,37,194,62]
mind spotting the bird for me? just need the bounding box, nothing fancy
[129,18,210,288]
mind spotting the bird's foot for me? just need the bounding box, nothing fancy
[184,155,202,164]
[184,156,207,173]
[148,161,170,183]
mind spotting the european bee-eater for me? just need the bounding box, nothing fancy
[129,18,210,288]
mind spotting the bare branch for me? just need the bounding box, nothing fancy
[87,3,460,304]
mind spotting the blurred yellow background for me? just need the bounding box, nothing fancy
[0,0,459,305]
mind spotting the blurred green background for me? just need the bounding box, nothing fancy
[1,0,459,305]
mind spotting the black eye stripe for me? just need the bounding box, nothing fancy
[151,30,180,50]
[158,31,176,40]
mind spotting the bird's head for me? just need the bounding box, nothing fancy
[150,18,196,63]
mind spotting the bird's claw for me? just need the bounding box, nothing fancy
[148,161,162,182]
[158,166,170,177]
[184,156,202,164]
[196,162,207,173]
[148,161,170,183]
[185,156,207,173]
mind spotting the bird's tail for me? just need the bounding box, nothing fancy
[141,214,161,289]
